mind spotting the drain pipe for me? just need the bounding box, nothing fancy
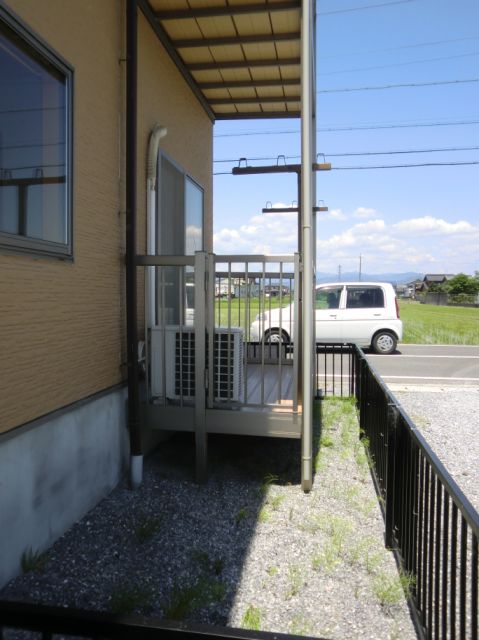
[300,0,314,493]
[126,0,142,489]
[147,124,167,328]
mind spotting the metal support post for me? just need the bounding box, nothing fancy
[300,0,315,493]
[194,251,208,482]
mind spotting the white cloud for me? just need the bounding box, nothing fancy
[393,216,474,236]
[214,207,479,274]
[354,206,379,218]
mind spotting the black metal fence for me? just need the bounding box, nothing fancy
[356,348,479,640]
[0,601,323,640]
[315,343,356,398]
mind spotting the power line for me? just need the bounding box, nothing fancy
[214,119,479,137]
[318,78,479,93]
[316,0,415,16]
[331,160,479,170]
[319,34,479,60]
[213,145,479,163]
[213,160,479,174]
[318,50,479,76]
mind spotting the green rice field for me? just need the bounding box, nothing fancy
[399,301,479,345]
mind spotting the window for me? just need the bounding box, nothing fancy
[156,154,204,323]
[346,286,384,308]
[315,287,342,310]
[0,8,72,257]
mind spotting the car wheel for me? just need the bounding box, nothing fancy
[264,329,290,344]
[371,331,397,355]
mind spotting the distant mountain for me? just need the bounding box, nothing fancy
[316,272,422,285]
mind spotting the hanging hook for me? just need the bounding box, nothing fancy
[276,155,286,166]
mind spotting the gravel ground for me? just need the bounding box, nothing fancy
[393,385,479,512]
[1,400,418,640]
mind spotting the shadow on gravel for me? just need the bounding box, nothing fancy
[0,431,304,629]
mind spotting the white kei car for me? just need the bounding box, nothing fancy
[250,282,403,355]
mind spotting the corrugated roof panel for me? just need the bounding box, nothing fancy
[145,0,303,119]
[228,87,257,99]
[241,42,277,59]
[180,47,215,63]
[250,67,281,81]
[232,13,273,35]
[196,16,237,37]
[270,9,301,33]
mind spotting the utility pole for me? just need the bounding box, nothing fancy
[338,264,342,281]
[359,254,362,281]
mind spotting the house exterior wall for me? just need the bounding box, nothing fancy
[0,0,213,587]
[0,0,213,435]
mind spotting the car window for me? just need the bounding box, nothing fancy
[346,286,384,308]
[315,287,342,309]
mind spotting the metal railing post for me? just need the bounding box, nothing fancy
[194,251,207,482]
[385,403,398,549]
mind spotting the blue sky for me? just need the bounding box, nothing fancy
[212,0,479,277]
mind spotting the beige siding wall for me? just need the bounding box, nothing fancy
[0,1,213,434]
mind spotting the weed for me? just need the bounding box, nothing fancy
[213,558,224,576]
[110,583,153,614]
[258,507,271,523]
[268,494,285,511]
[372,571,416,610]
[242,604,262,631]
[258,473,279,497]
[349,536,383,574]
[235,507,248,525]
[163,577,225,620]
[320,434,334,448]
[191,549,224,576]
[20,548,48,574]
[311,541,340,575]
[286,564,304,598]
[289,612,312,636]
[267,565,278,576]
[135,515,162,543]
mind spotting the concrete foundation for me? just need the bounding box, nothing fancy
[0,386,129,588]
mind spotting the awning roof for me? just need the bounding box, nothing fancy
[139,0,302,121]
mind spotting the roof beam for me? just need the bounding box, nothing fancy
[199,78,299,89]
[214,110,300,119]
[156,1,300,20]
[173,32,300,48]
[188,57,300,71]
[210,95,300,105]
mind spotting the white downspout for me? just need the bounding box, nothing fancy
[130,124,167,492]
[146,124,167,329]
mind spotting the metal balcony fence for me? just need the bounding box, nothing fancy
[355,348,479,640]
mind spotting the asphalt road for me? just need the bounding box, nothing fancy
[366,344,479,388]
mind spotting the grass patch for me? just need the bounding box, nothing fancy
[135,515,163,543]
[242,604,262,630]
[235,507,248,525]
[372,571,416,610]
[258,473,279,497]
[163,577,226,620]
[399,301,479,345]
[20,548,48,574]
[110,583,153,614]
[285,564,305,599]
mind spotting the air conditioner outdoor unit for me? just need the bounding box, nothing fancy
[150,326,244,402]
